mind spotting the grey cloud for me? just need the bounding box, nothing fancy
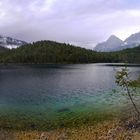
[0,0,140,48]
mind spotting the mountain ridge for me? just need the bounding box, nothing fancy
[0,35,27,49]
[94,31,140,52]
[0,40,139,64]
[94,35,123,52]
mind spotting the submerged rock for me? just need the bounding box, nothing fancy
[57,108,70,113]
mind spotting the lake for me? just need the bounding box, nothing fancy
[0,63,139,130]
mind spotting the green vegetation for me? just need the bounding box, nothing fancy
[0,40,139,63]
[129,77,140,87]
[0,46,9,53]
[116,67,140,117]
[0,108,116,131]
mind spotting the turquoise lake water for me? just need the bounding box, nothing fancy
[0,63,139,129]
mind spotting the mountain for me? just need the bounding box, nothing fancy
[124,32,140,44]
[116,32,140,50]
[0,40,98,63]
[94,35,123,52]
[117,46,140,63]
[0,40,139,64]
[0,35,27,49]
[94,31,140,52]
[0,46,9,52]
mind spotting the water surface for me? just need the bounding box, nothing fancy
[0,64,139,129]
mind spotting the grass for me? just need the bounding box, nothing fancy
[0,97,140,139]
[0,119,140,140]
[0,110,118,131]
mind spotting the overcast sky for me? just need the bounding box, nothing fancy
[0,0,140,48]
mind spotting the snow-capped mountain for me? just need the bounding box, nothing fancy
[94,31,140,52]
[94,35,123,52]
[0,35,27,49]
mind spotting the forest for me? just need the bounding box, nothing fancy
[0,40,139,64]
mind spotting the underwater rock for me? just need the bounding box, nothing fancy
[57,108,70,113]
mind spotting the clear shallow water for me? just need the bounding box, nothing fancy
[0,64,139,130]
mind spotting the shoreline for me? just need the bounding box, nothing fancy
[1,119,140,140]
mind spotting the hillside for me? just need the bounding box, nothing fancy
[0,41,98,63]
[0,35,27,49]
[0,46,9,52]
[114,46,140,63]
[0,40,139,64]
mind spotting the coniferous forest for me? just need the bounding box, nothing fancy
[0,40,139,64]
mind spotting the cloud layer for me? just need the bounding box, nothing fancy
[0,0,140,48]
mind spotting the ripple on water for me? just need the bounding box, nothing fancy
[0,64,139,129]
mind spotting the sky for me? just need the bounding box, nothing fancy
[0,0,140,48]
